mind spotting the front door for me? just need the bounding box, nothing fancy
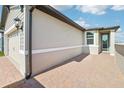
[101,33,109,51]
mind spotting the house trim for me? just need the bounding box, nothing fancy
[32,45,84,54]
[85,26,120,31]
[20,45,99,55]
[20,45,84,55]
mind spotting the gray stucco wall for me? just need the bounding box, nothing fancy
[115,44,124,74]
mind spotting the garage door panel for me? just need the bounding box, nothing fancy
[8,31,19,60]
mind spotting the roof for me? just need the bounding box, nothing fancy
[35,5,85,31]
[85,26,120,31]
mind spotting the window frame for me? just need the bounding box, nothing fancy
[86,31,95,45]
[19,31,24,53]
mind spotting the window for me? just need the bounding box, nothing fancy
[19,32,24,51]
[86,32,94,45]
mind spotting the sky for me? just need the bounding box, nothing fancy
[0,5,124,43]
[52,5,124,43]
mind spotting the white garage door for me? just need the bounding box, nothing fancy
[8,31,19,60]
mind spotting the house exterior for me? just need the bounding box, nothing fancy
[0,5,119,78]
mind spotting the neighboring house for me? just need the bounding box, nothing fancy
[0,5,119,79]
[0,38,2,51]
[0,30,4,52]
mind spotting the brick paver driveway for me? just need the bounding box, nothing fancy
[1,53,124,88]
[33,53,124,88]
[0,56,23,87]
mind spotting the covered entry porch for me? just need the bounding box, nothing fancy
[88,26,120,55]
[98,27,118,55]
[84,26,119,55]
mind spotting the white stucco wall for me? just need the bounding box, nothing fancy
[83,30,99,55]
[31,9,84,75]
[110,31,115,55]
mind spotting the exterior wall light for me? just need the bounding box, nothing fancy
[14,17,23,30]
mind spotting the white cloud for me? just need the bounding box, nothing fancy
[117,28,122,32]
[51,5,74,11]
[75,17,90,28]
[115,34,124,43]
[115,28,124,43]
[76,5,109,15]
[111,5,124,11]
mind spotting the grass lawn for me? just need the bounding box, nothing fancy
[0,51,4,57]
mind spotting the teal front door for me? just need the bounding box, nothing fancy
[101,33,109,51]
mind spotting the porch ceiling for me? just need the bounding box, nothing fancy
[99,30,111,33]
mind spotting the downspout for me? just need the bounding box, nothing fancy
[26,6,35,79]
